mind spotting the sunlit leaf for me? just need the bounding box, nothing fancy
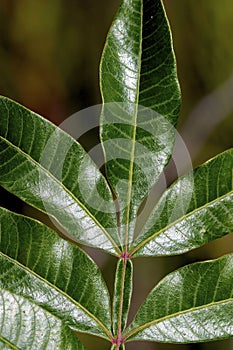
[0,290,87,350]
[100,0,181,247]
[125,254,233,343]
[0,97,121,255]
[131,149,233,256]
[0,207,112,341]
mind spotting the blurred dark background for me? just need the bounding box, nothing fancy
[0,0,233,349]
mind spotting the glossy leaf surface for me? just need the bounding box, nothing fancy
[0,207,112,340]
[0,97,121,255]
[125,254,233,343]
[130,148,233,256]
[100,0,181,246]
[0,290,87,350]
[112,259,133,336]
[0,0,232,347]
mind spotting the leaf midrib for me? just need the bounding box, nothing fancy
[1,289,81,346]
[0,252,112,339]
[130,188,233,255]
[124,297,233,340]
[124,0,143,249]
[0,136,121,255]
[0,336,19,350]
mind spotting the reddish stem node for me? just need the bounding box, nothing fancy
[111,337,124,345]
[120,251,131,260]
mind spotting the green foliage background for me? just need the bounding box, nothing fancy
[0,1,233,349]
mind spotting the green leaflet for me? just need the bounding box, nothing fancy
[100,0,181,247]
[0,290,87,350]
[112,259,133,336]
[125,254,233,343]
[0,0,233,348]
[0,96,121,255]
[130,148,233,256]
[0,208,112,340]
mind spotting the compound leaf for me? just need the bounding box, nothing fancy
[0,207,112,342]
[125,254,233,343]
